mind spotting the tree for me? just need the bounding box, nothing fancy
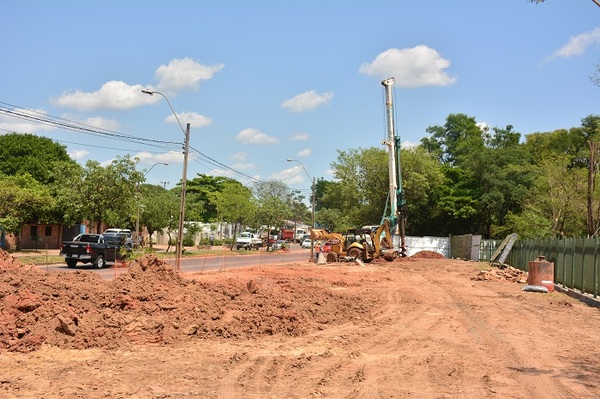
[138,184,179,248]
[209,180,256,249]
[0,133,78,185]
[254,180,292,235]
[422,114,536,237]
[327,147,390,227]
[399,146,445,236]
[501,154,587,238]
[47,161,85,226]
[421,113,485,167]
[79,155,144,233]
[185,174,241,222]
[0,173,55,249]
[593,63,600,87]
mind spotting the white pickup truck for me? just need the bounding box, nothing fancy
[235,232,263,250]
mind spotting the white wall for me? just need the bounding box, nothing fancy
[399,236,451,258]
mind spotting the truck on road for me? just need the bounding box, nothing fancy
[59,234,129,269]
[235,232,264,250]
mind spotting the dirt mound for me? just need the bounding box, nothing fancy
[0,250,36,271]
[410,250,445,259]
[0,250,380,353]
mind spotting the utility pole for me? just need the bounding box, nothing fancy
[176,123,190,271]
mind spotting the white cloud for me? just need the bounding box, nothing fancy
[134,151,182,165]
[68,149,89,160]
[231,162,255,170]
[207,168,261,181]
[51,81,150,111]
[230,151,247,161]
[281,90,334,112]
[547,27,600,60]
[296,148,311,157]
[236,128,279,144]
[51,58,223,111]
[290,132,309,141]
[271,166,305,185]
[400,140,418,149]
[359,45,457,88]
[166,111,212,128]
[155,57,224,92]
[83,116,120,131]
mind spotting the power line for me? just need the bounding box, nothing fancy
[1,100,312,191]
[0,101,181,151]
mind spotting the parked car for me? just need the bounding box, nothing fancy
[60,233,129,269]
[103,228,134,249]
[301,239,313,249]
[272,240,286,251]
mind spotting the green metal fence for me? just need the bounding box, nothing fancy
[482,237,600,298]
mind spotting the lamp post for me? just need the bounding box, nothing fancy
[136,162,168,246]
[142,89,190,271]
[287,158,316,261]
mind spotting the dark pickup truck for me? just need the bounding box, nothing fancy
[59,233,128,269]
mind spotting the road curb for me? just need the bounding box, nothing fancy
[554,284,600,309]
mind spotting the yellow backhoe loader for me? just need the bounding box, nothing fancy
[310,219,398,263]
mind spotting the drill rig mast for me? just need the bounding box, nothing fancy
[381,78,407,256]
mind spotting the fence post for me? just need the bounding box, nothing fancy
[595,237,599,298]
[582,239,588,294]
[571,239,576,290]
[563,238,567,288]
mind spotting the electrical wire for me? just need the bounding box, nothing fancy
[0,101,181,151]
[1,100,312,192]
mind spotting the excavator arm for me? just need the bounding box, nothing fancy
[371,219,393,258]
[309,228,344,243]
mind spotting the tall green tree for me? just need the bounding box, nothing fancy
[80,155,143,233]
[139,183,179,247]
[421,113,485,166]
[499,154,587,238]
[254,180,292,233]
[421,114,536,237]
[185,174,241,222]
[47,161,85,226]
[0,173,55,248]
[0,133,77,184]
[209,180,256,249]
[327,147,389,227]
[399,146,445,236]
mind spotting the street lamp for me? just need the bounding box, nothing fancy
[142,89,190,271]
[136,162,168,246]
[287,158,316,261]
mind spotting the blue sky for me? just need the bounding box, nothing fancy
[2,1,599,198]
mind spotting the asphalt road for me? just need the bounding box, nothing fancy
[40,247,313,280]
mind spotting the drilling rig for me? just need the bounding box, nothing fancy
[381,78,407,257]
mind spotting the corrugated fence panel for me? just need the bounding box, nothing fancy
[479,239,501,261]
[563,238,575,288]
[582,239,598,295]
[438,236,600,297]
[573,239,585,292]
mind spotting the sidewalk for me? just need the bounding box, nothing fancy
[7,243,304,259]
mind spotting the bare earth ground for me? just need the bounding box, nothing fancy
[2,249,600,398]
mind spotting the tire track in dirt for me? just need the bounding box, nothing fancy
[437,277,591,399]
[214,270,405,398]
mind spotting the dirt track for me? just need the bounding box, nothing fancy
[2,250,600,398]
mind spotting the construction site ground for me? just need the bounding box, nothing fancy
[2,249,600,398]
